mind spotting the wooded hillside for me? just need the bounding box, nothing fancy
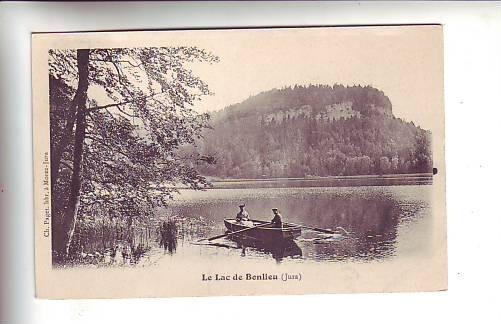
[196,85,432,178]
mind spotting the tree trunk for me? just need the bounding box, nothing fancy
[50,51,94,191]
[54,49,90,257]
[50,90,78,190]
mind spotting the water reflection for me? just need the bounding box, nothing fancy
[304,195,400,261]
[159,220,178,254]
[164,186,430,262]
[232,236,303,263]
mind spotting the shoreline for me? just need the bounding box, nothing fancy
[208,173,433,183]
[197,173,434,189]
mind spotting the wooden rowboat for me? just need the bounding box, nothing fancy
[224,218,302,243]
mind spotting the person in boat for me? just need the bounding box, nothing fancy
[270,208,283,228]
[236,204,250,222]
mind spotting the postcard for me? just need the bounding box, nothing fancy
[32,25,446,298]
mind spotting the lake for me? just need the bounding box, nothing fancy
[142,184,432,266]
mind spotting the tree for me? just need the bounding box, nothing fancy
[49,47,218,258]
[64,49,90,257]
[379,156,391,174]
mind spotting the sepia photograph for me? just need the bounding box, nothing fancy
[32,25,446,298]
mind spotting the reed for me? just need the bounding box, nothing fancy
[54,213,213,266]
[55,218,155,266]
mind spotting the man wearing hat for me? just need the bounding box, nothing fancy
[236,204,250,222]
[270,208,283,228]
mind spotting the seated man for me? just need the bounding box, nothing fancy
[270,208,283,228]
[236,204,250,222]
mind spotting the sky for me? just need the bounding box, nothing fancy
[165,26,444,132]
[79,26,443,132]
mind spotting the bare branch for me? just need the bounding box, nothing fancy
[89,58,142,68]
[115,104,140,118]
[86,90,166,114]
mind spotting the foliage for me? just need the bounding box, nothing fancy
[197,85,432,178]
[49,47,218,257]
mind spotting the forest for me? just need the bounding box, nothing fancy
[196,85,433,179]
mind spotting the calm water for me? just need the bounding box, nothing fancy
[142,185,431,265]
[211,174,433,189]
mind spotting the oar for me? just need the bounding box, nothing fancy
[191,242,240,249]
[201,222,273,242]
[293,223,350,236]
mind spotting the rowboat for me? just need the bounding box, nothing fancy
[223,218,302,243]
